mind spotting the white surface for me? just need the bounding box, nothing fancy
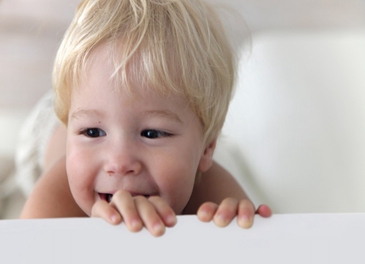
[1,214,364,264]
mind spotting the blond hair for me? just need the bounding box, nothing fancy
[53,0,235,144]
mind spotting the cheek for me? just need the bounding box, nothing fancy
[66,144,87,184]
[153,146,203,214]
[66,144,97,216]
[157,163,196,214]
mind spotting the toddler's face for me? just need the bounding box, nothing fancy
[66,45,214,215]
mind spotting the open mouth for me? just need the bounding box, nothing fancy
[99,193,113,203]
[98,193,151,203]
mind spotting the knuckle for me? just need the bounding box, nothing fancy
[239,199,255,212]
[134,195,148,203]
[221,197,238,208]
[149,196,168,208]
[113,189,128,200]
[147,195,162,202]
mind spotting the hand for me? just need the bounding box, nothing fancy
[91,190,177,237]
[197,198,272,228]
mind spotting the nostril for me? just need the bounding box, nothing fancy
[104,158,142,176]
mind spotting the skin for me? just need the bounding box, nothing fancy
[21,45,272,236]
[67,45,215,223]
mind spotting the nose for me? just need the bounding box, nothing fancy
[103,138,142,176]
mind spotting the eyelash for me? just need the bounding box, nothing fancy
[140,129,173,139]
[80,128,106,138]
[79,128,172,139]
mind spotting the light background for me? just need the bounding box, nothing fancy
[1,0,365,217]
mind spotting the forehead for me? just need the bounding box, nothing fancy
[69,50,201,132]
[72,43,191,113]
[78,40,184,99]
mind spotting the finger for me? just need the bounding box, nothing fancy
[237,199,255,229]
[197,202,218,222]
[134,196,166,237]
[148,196,177,227]
[111,190,143,232]
[91,200,122,225]
[213,198,238,227]
[255,204,272,218]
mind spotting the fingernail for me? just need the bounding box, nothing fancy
[199,209,209,217]
[167,214,177,225]
[110,214,119,224]
[217,213,226,222]
[238,214,252,228]
[214,213,227,227]
[153,223,165,236]
[131,219,142,230]
[240,214,250,221]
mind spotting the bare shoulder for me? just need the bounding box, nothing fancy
[21,156,86,218]
[183,161,248,214]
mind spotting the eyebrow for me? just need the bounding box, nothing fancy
[70,108,183,123]
[70,109,105,120]
[144,110,183,124]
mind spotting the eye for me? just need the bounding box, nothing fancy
[81,128,106,138]
[141,129,172,139]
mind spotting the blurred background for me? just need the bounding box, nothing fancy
[1,0,365,218]
[0,0,78,218]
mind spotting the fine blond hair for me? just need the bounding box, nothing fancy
[53,0,235,144]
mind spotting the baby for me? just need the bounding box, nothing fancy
[20,0,271,236]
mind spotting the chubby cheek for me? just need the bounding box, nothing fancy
[66,144,96,216]
[155,151,201,215]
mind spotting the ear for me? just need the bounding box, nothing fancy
[198,137,217,173]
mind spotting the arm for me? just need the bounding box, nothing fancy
[21,124,270,225]
[183,161,248,213]
[21,157,270,221]
[20,156,86,218]
[91,161,271,236]
[20,156,175,237]
[21,123,85,218]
